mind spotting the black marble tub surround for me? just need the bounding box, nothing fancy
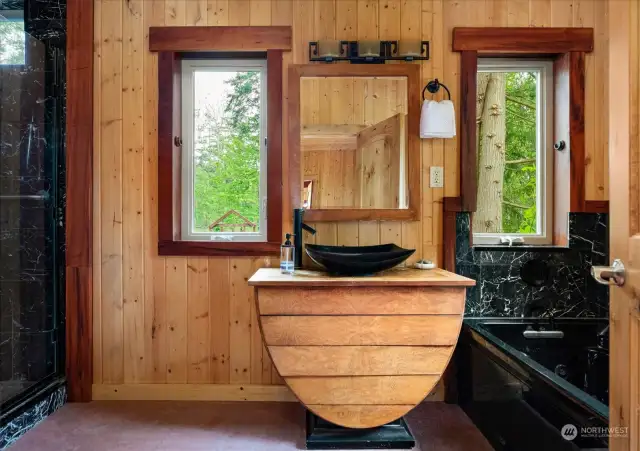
[455,212,609,318]
[468,319,610,408]
[458,320,608,451]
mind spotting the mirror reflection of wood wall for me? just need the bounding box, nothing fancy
[300,76,408,210]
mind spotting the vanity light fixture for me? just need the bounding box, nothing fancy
[308,40,429,63]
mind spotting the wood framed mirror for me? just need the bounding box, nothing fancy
[288,64,421,222]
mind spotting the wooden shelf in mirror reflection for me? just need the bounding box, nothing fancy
[301,124,365,153]
[289,64,421,222]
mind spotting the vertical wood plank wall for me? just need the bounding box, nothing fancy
[92,0,610,394]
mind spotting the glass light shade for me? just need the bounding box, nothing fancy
[317,40,341,58]
[358,40,380,57]
[398,40,422,57]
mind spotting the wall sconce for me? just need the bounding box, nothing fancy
[309,40,429,63]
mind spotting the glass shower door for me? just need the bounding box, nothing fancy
[0,26,63,413]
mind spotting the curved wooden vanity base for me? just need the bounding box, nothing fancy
[248,268,475,429]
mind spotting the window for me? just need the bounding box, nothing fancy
[151,26,288,256]
[0,14,25,65]
[181,59,268,242]
[473,59,553,245]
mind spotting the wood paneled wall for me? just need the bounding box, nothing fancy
[92,0,610,395]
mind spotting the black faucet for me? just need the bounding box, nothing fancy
[293,208,316,269]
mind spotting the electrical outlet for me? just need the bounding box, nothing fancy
[430,167,444,188]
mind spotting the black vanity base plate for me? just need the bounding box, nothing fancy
[305,411,415,450]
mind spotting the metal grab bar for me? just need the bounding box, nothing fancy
[523,329,565,339]
[0,192,49,201]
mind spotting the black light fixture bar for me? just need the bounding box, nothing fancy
[309,40,429,64]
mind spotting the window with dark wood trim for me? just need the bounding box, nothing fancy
[444,27,600,253]
[151,27,289,257]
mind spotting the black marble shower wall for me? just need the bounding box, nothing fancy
[455,213,609,318]
[0,0,65,412]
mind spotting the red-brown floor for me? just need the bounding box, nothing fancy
[9,401,494,451]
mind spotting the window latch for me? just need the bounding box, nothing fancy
[499,236,525,247]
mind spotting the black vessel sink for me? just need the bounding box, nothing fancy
[305,243,415,276]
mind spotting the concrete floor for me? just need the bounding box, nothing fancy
[9,401,494,451]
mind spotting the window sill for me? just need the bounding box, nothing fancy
[158,240,281,257]
[471,244,570,252]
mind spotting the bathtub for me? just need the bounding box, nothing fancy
[456,319,609,451]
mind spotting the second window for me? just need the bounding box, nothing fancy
[473,59,554,245]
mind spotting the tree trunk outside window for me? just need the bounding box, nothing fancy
[473,72,506,233]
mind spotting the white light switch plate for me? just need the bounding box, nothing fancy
[430,167,444,188]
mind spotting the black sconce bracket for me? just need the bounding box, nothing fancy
[309,40,429,64]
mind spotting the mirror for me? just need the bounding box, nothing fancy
[288,64,420,222]
[300,76,408,210]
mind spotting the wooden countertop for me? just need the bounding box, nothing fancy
[248,267,475,287]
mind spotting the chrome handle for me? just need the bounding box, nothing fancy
[0,191,49,201]
[591,259,625,286]
[523,330,564,339]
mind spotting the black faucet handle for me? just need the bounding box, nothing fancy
[302,223,316,235]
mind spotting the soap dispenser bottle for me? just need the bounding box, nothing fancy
[280,233,295,274]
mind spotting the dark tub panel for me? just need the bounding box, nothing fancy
[473,320,609,406]
[457,320,609,451]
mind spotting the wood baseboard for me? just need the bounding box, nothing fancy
[92,384,297,402]
[92,381,445,402]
